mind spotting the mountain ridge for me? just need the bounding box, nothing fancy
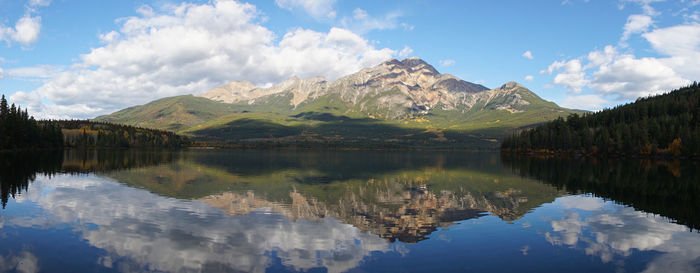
[96,57,582,148]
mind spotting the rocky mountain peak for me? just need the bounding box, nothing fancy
[379,57,439,76]
[498,81,525,90]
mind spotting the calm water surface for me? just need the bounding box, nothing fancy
[0,150,698,273]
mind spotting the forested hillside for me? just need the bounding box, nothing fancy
[0,95,63,150]
[501,83,700,157]
[56,120,190,148]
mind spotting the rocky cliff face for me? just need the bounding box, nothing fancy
[198,58,551,119]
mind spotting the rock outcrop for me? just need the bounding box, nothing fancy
[199,58,551,119]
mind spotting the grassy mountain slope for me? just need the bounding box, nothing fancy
[95,58,583,149]
[95,87,579,149]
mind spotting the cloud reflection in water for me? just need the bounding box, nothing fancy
[546,195,700,273]
[8,174,391,273]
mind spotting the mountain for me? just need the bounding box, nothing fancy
[96,57,581,148]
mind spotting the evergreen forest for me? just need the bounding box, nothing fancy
[501,83,700,157]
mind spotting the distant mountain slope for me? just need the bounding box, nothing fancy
[96,58,581,148]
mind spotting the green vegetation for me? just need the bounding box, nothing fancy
[502,83,700,157]
[95,87,579,149]
[0,95,63,151]
[106,150,563,222]
[57,120,190,148]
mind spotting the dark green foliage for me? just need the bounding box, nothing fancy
[56,120,190,148]
[502,155,700,230]
[501,83,700,157]
[0,149,179,208]
[0,95,63,150]
[0,151,63,208]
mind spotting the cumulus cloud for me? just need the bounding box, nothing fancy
[589,54,687,99]
[398,45,413,59]
[0,0,51,47]
[561,94,607,110]
[643,23,700,78]
[439,59,455,67]
[542,59,588,93]
[621,14,653,43]
[0,15,42,47]
[3,65,62,81]
[542,0,698,108]
[524,75,534,81]
[276,0,337,20]
[546,195,700,272]
[7,174,391,273]
[522,50,534,59]
[20,0,396,119]
[0,251,40,273]
[544,19,696,103]
[558,195,606,210]
[340,9,404,34]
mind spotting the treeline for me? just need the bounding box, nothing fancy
[0,95,190,150]
[0,95,63,150]
[56,120,190,148]
[502,83,700,157]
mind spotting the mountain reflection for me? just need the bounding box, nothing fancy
[1,150,699,272]
[106,150,563,243]
[13,174,390,273]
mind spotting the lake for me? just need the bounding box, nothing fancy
[0,149,698,273]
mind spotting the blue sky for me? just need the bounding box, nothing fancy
[0,0,698,118]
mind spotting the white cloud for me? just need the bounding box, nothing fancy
[543,59,588,93]
[21,1,396,119]
[546,195,700,272]
[522,50,534,59]
[0,15,42,47]
[0,251,39,273]
[643,23,700,57]
[0,0,51,47]
[561,94,608,110]
[276,0,337,20]
[589,54,687,99]
[524,75,534,81]
[621,14,653,42]
[439,59,455,67]
[340,9,404,34]
[400,22,414,31]
[11,174,391,273]
[619,0,664,16]
[4,64,63,81]
[398,45,413,59]
[544,11,697,104]
[558,195,605,210]
[352,8,368,19]
[29,0,51,7]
